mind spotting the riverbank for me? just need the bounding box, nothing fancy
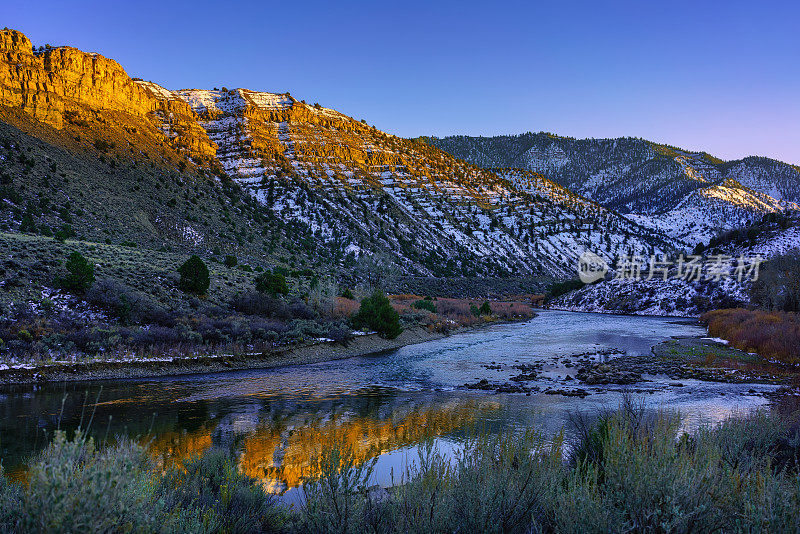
[0,326,451,385]
[573,335,798,390]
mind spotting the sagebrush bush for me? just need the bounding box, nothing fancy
[159,449,286,533]
[0,430,208,533]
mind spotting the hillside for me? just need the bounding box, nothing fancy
[2,26,798,333]
[0,28,673,284]
[426,133,800,246]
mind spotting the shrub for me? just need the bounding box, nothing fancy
[478,300,492,315]
[53,224,76,243]
[0,431,171,533]
[751,250,800,312]
[58,252,94,293]
[341,288,355,300]
[178,255,210,295]
[92,139,115,152]
[353,289,403,339]
[255,271,288,297]
[412,299,437,313]
[701,308,800,364]
[158,449,284,533]
[230,291,287,317]
[19,213,36,233]
[224,254,238,268]
[86,279,172,326]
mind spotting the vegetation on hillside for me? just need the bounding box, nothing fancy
[751,250,800,312]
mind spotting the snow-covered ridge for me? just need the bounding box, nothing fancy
[428,133,800,248]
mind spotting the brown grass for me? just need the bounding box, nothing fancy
[332,296,360,318]
[701,308,800,365]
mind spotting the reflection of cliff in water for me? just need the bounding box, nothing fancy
[145,393,501,494]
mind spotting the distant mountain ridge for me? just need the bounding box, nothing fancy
[424,133,800,246]
[424,132,800,208]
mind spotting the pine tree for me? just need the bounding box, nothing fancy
[353,289,402,339]
[59,252,95,293]
[178,255,210,295]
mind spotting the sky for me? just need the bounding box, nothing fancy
[2,0,799,164]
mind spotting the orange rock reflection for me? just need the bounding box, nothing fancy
[239,398,499,494]
[143,397,499,494]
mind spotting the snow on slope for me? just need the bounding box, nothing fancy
[130,87,678,278]
[627,180,796,247]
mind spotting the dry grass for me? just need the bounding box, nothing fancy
[701,308,800,365]
[332,296,360,318]
[335,294,535,330]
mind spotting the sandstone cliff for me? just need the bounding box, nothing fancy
[0,29,215,162]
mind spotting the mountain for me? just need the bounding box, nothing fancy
[0,28,675,293]
[425,133,800,246]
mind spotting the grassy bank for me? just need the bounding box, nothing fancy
[0,232,536,377]
[3,399,800,533]
[701,308,800,365]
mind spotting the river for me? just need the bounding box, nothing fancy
[0,310,777,494]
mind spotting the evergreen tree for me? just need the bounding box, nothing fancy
[59,252,95,293]
[178,255,210,295]
[255,271,288,297]
[353,289,402,339]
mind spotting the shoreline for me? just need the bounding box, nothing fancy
[545,304,701,320]
[0,316,533,385]
[0,326,453,385]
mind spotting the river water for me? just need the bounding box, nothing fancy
[0,310,777,494]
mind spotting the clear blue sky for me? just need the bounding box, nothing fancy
[3,0,799,164]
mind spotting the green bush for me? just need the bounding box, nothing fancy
[341,288,355,300]
[353,289,403,339]
[255,271,288,297]
[224,254,238,268]
[0,431,169,533]
[469,301,492,317]
[178,255,210,295]
[412,299,437,313]
[19,213,36,233]
[53,224,76,243]
[58,251,95,293]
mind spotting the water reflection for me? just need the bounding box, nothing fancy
[0,311,777,492]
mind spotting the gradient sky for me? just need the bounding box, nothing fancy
[3,0,799,164]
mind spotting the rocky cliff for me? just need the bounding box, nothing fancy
[0,29,216,162]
